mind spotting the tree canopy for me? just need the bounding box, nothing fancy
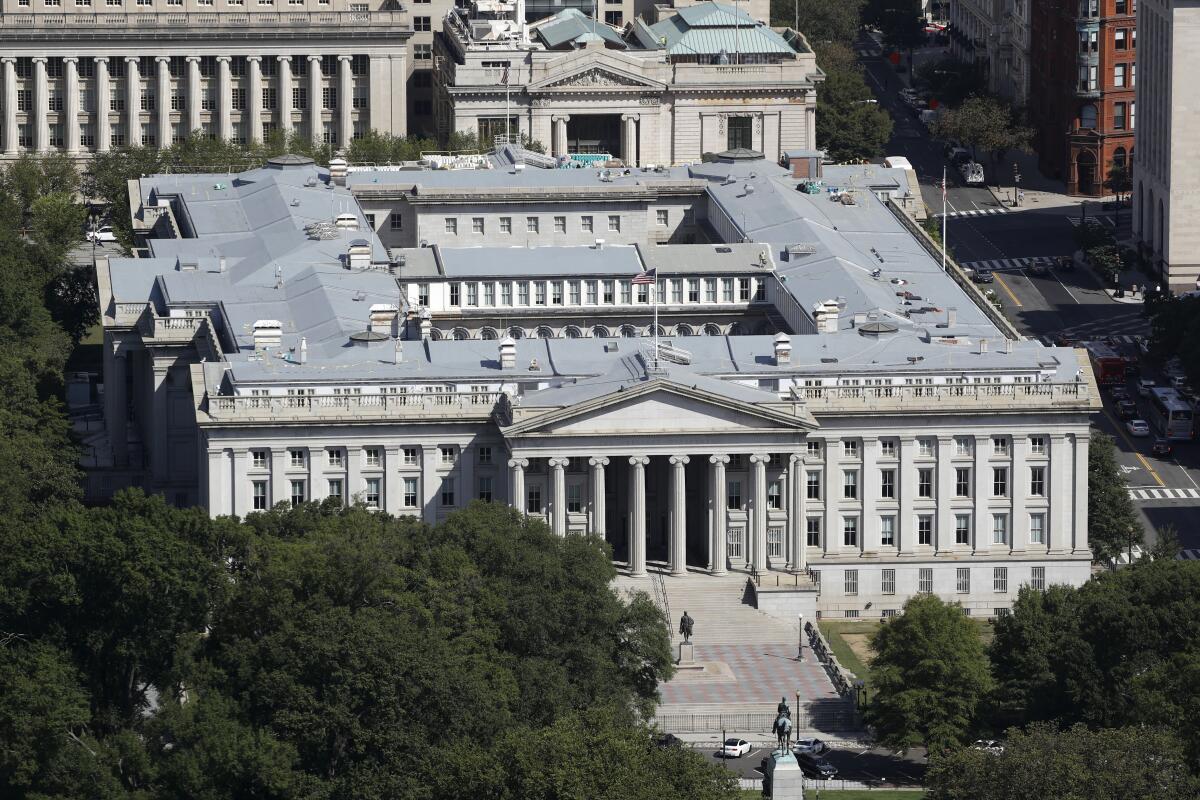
[770,0,864,44]
[1086,432,1142,565]
[930,96,1032,163]
[814,43,894,163]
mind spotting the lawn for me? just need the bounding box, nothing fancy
[740,791,924,799]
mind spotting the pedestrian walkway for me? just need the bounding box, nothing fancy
[1066,214,1111,228]
[1037,321,1150,347]
[1178,549,1200,560]
[935,207,1010,219]
[960,257,1045,273]
[1129,487,1200,501]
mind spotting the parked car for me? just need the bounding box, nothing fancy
[1057,254,1076,271]
[796,752,838,780]
[1171,375,1190,390]
[1028,258,1051,276]
[720,738,751,758]
[970,268,995,284]
[1137,378,1157,397]
[972,739,1005,755]
[1110,385,1130,401]
[959,161,985,185]
[1152,437,1173,456]
[792,738,830,756]
[1053,332,1075,347]
[1116,399,1138,419]
[1126,419,1151,437]
[86,225,117,243]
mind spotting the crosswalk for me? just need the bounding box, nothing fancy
[961,257,1045,274]
[857,48,879,58]
[935,208,1011,219]
[1042,315,1151,345]
[1128,487,1200,501]
[1065,215,1117,228]
[1179,549,1200,561]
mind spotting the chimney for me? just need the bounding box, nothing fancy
[1002,337,1012,354]
[812,299,840,334]
[369,303,399,337]
[335,212,359,231]
[328,157,348,185]
[252,319,283,351]
[218,255,227,274]
[394,339,404,364]
[499,336,517,370]
[773,332,792,366]
[347,239,371,270]
[980,338,989,354]
[946,307,957,327]
[299,336,308,364]
[419,316,432,340]
[594,238,605,250]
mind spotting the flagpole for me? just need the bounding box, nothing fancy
[941,166,948,274]
[653,270,659,367]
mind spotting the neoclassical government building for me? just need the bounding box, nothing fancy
[92,148,1097,618]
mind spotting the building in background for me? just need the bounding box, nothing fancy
[1132,0,1200,290]
[0,0,410,157]
[433,1,821,164]
[947,0,1030,107]
[1029,0,1136,196]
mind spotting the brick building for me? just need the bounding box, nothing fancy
[1029,0,1136,196]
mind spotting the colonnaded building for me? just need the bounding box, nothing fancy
[91,147,1099,618]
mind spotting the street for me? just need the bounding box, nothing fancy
[856,34,1197,550]
[705,743,926,787]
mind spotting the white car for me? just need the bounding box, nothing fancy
[792,737,829,756]
[1137,379,1156,397]
[86,225,117,243]
[720,738,752,758]
[959,161,985,185]
[1126,419,1151,437]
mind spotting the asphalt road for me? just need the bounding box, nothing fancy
[705,743,926,787]
[856,38,1197,549]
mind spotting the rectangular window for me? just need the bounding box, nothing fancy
[478,476,493,503]
[390,212,404,230]
[1114,28,1127,50]
[882,568,896,594]
[1030,466,1045,497]
[1030,436,1046,455]
[656,209,668,226]
[993,468,1008,497]
[477,447,492,465]
[956,467,971,497]
[1030,566,1046,591]
[1113,102,1127,130]
[727,527,744,560]
[327,479,343,505]
[918,514,933,546]
[620,280,632,304]
[554,215,566,234]
[842,516,858,547]
[687,279,700,303]
[445,217,458,235]
[807,440,822,458]
[880,439,896,458]
[881,469,895,499]
[534,282,546,306]
[722,277,734,302]
[440,446,456,464]
[704,279,716,303]
[414,44,432,61]
[441,479,456,507]
[918,468,933,499]
[414,14,431,30]
[843,440,859,458]
[994,567,1008,593]
[252,481,268,510]
[290,449,305,468]
[919,568,933,594]
[918,438,934,457]
[1114,63,1126,88]
[449,284,460,306]
[843,470,858,499]
[518,282,530,305]
[608,215,621,232]
[581,215,593,233]
[292,87,307,111]
[567,483,582,513]
[880,515,895,547]
[365,447,382,467]
[526,216,538,233]
[993,437,1009,456]
[1029,513,1046,545]
[738,278,751,301]
[290,480,306,507]
[252,449,268,468]
[328,448,346,467]
[403,477,418,508]
[767,528,783,558]
[806,471,821,500]
[403,448,418,465]
[992,514,1009,545]
[499,217,512,234]
[568,281,581,305]
[767,480,782,510]
[957,568,970,594]
[365,478,381,509]
[956,514,971,545]
[603,280,615,304]
[954,436,972,456]
[471,217,484,234]
[806,517,821,547]
[727,480,742,510]
[844,569,858,595]
[500,282,513,306]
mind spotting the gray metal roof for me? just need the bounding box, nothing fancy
[647,3,796,57]
[534,8,627,49]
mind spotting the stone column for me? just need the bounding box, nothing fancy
[307,55,322,145]
[2,58,16,155]
[805,105,816,150]
[154,57,171,149]
[246,56,263,144]
[749,453,769,572]
[820,441,835,557]
[861,437,879,555]
[338,55,353,149]
[552,116,569,157]
[231,448,249,517]
[1010,435,1027,554]
[787,453,805,572]
[588,456,608,535]
[186,56,201,135]
[621,114,637,166]
[709,454,729,575]
[1072,433,1089,554]
[898,436,916,555]
[95,57,111,153]
[384,446,401,512]
[974,434,990,553]
[106,344,128,467]
[278,55,294,137]
[33,57,49,152]
[217,56,233,142]
[936,436,955,554]
[125,57,140,147]
[549,456,568,536]
[668,455,689,575]
[628,456,649,577]
[64,57,80,154]
[509,457,528,514]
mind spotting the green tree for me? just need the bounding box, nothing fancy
[769,0,864,44]
[864,594,992,755]
[926,723,1200,800]
[930,96,1032,171]
[814,43,893,162]
[29,193,86,260]
[84,146,165,251]
[1087,432,1141,565]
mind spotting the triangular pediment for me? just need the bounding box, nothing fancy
[528,58,666,93]
[503,379,815,438]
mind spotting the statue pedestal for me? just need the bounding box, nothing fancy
[764,749,804,799]
[676,641,701,669]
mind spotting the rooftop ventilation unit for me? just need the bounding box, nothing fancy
[304,221,340,240]
[252,319,283,351]
[334,212,359,231]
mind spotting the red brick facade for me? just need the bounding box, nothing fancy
[1030,0,1136,196]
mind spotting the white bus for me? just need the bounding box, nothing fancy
[1148,388,1194,440]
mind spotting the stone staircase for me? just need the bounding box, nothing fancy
[614,570,800,646]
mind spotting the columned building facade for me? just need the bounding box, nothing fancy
[0,2,409,156]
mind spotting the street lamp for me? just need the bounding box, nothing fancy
[1012,162,1022,207]
[87,211,99,263]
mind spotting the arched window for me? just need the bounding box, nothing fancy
[564,325,582,339]
[479,326,498,340]
[591,325,610,338]
[428,328,444,341]
[620,325,638,338]
[536,326,554,339]
[703,323,722,336]
[1079,104,1098,129]
[451,327,470,341]
[1113,147,1127,168]
[508,326,525,340]
[727,323,743,335]
[676,324,694,336]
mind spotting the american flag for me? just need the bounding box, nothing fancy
[631,267,656,285]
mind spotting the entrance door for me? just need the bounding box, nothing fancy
[727,116,753,150]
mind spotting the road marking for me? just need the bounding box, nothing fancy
[1051,268,1081,305]
[1129,487,1200,501]
[1104,409,1165,487]
[991,272,1022,307]
[935,208,1011,218]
